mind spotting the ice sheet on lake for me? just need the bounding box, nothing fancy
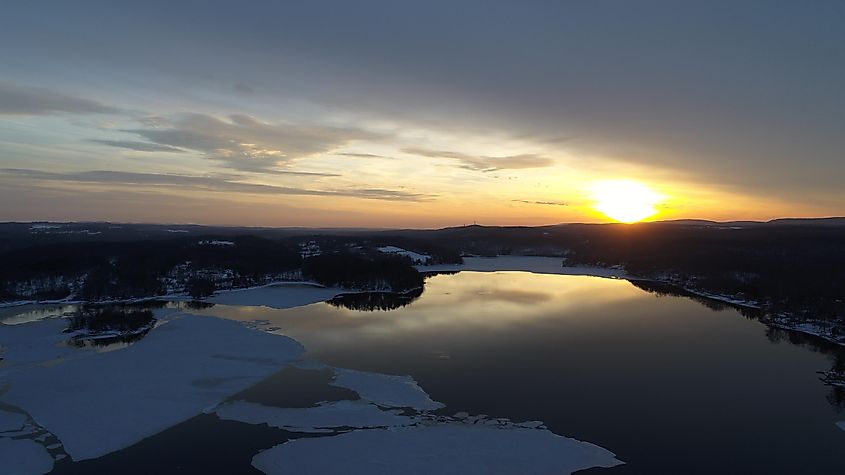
[208,283,344,309]
[330,368,445,411]
[252,423,623,475]
[0,318,79,371]
[420,256,629,278]
[0,314,304,461]
[215,400,414,433]
[0,438,54,475]
[0,409,28,432]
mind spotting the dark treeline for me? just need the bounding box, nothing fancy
[66,307,155,334]
[327,287,424,311]
[563,224,845,321]
[303,253,423,292]
[0,236,301,301]
[3,221,845,326]
[0,233,427,301]
[629,280,762,319]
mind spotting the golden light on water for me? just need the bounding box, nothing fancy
[591,179,664,223]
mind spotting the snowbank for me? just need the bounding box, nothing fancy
[215,400,413,433]
[0,315,304,461]
[252,423,622,475]
[0,438,54,475]
[330,368,445,411]
[420,256,629,278]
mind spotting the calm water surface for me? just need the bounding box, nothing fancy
[24,271,845,474]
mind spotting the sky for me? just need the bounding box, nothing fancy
[1,0,844,227]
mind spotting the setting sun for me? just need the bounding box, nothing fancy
[591,180,664,223]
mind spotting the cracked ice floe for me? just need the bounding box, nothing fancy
[0,438,54,475]
[208,283,344,309]
[0,409,28,432]
[252,424,623,475]
[0,314,304,461]
[214,400,414,433]
[329,368,445,411]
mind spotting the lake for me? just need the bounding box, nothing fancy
[4,270,844,474]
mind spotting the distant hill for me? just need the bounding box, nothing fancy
[766,217,845,226]
[654,217,845,227]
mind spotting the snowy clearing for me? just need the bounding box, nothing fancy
[377,246,431,264]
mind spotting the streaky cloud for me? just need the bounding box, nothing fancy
[513,200,568,206]
[0,82,121,116]
[90,140,186,153]
[337,152,390,159]
[402,147,553,172]
[1,169,430,202]
[122,113,381,173]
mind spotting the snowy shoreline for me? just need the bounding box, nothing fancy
[0,280,328,309]
[5,255,842,348]
[424,256,845,349]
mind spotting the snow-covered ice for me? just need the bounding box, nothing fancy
[330,368,445,411]
[420,256,629,278]
[0,438,54,475]
[0,409,28,432]
[0,314,304,461]
[0,318,79,371]
[252,423,622,475]
[0,272,626,472]
[208,283,344,309]
[214,400,414,433]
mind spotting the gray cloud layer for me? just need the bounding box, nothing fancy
[403,148,553,172]
[118,114,379,173]
[2,169,430,202]
[0,83,120,115]
[3,1,845,211]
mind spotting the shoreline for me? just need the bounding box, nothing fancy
[0,280,327,309]
[4,256,843,349]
